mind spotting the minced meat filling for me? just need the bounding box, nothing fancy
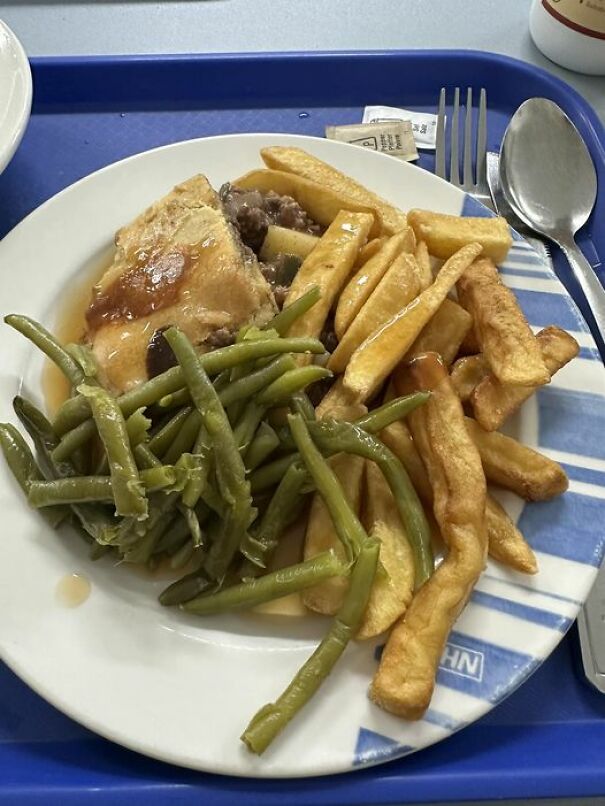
[220,183,322,253]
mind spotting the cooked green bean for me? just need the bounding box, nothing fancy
[249,454,299,494]
[160,569,213,606]
[170,538,196,570]
[233,401,267,454]
[241,537,379,754]
[245,422,280,471]
[241,461,308,571]
[180,452,209,509]
[134,443,162,470]
[147,405,193,457]
[12,397,117,541]
[5,314,84,387]
[28,465,179,507]
[126,407,152,447]
[309,419,433,589]
[219,355,296,409]
[183,550,345,616]
[257,366,332,406]
[265,286,321,336]
[53,336,326,436]
[66,343,98,378]
[0,422,67,528]
[290,392,316,421]
[52,418,97,462]
[354,392,430,433]
[79,384,147,519]
[181,504,203,548]
[158,387,191,409]
[123,511,175,564]
[162,409,202,464]
[288,414,365,562]
[164,328,253,580]
[154,517,191,555]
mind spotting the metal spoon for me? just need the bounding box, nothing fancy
[500,98,604,348]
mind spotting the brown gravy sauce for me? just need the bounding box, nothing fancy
[86,246,194,332]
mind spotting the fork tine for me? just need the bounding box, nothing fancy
[449,87,460,187]
[435,87,446,179]
[476,88,488,188]
[463,87,474,190]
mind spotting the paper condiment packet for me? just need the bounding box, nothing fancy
[325,121,418,162]
[362,106,439,150]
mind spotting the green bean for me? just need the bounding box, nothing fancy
[164,328,253,580]
[288,414,366,562]
[257,366,332,406]
[241,537,379,754]
[126,407,152,447]
[233,401,267,454]
[170,537,196,570]
[134,443,162,470]
[265,286,321,336]
[354,392,431,433]
[180,504,203,548]
[53,337,326,436]
[52,418,97,462]
[158,387,191,409]
[240,461,308,571]
[249,454,299,494]
[309,419,433,589]
[123,510,175,564]
[28,465,179,507]
[0,423,67,528]
[90,541,113,561]
[147,406,193,457]
[180,451,209,509]
[219,355,296,409]
[162,409,202,464]
[184,550,345,617]
[160,569,213,606]
[79,385,147,519]
[154,517,191,555]
[245,423,280,471]
[5,314,84,387]
[290,392,316,421]
[12,397,117,541]
[66,343,98,378]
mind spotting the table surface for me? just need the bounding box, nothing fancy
[1,2,604,805]
[0,0,604,123]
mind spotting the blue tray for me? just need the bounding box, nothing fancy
[1,50,604,804]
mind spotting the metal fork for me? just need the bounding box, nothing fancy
[436,87,491,210]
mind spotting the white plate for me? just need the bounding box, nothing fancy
[1,134,605,778]
[0,19,32,174]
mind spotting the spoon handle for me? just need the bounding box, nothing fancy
[558,238,605,354]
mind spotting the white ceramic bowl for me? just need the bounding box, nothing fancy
[0,19,32,174]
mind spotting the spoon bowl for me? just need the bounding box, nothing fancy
[500,97,604,354]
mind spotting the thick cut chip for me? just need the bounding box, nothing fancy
[408,209,512,263]
[465,416,568,500]
[343,243,482,402]
[302,454,366,615]
[235,169,382,238]
[471,326,580,430]
[405,298,472,367]
[414,240,433,290]
[380,420,433,504]
[314,378,365,422]
[259,225,319,263]
[86,175,276,393]
[371,353,487,719]
[450,354,490,402]
[285,210,374,346]
[356,237,387,268]
[334,229,415,340]
[457,257,550,387]
[486,494,537,574]
[329,252,420,373]
[357,461,415,640]
[261,146,407,234]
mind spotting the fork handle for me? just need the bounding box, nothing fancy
[558,237,605,357]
